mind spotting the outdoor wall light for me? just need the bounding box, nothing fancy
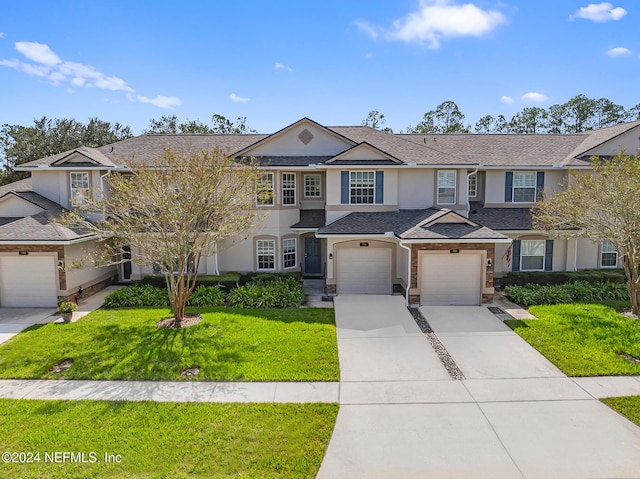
[486,258,493,267]
[328,253,333,259]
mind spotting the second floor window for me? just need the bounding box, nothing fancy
[513,172,536,203]
[304,174,321,198]
[350,171,375,204]
[282,173,296,206]
[601,240,618,267]
[257,173,274,206]
[437,170,456,204]
[70,172,89,206]
[468,173,477,197]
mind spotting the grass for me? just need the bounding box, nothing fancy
[0,307,339,381]
[0,399,338,478]
[505,302,640,376]
[602,396,640,427]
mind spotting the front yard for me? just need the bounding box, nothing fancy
[506,302,640,376]
[0,399,338,478]
[0,307,339,381]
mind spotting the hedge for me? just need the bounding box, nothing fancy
[141,273,241,292]
[227,277,304,308]
[505,281,629,307]
[505,269,626,287]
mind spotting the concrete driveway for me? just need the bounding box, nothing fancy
[318,298,640,479]
[0,308,56,345]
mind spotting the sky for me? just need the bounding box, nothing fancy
[0,1,638,134]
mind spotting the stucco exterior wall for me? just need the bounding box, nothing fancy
[398,169,434,209]
[64,241,117,293]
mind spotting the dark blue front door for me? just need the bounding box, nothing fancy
[304,236,322,276]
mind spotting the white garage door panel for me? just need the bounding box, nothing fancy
[421,253,481,306]
[338,248,392,294]
[0,256,58,307]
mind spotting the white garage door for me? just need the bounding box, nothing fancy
[421,253,481,305]
[337,247,392,294]
[0,255,58,307]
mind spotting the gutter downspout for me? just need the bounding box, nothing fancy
[99,171,111,201]
[214,241,220,276]
[398,240,412,307]
[466,168,478,217]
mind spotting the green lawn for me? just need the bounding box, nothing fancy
[0,307,339,381]
[506,302,640,376]
[0,399,338,478]
[602,396,640,427]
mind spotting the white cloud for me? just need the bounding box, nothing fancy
[570,3,627,22]
[229,93,249,103]
[355,20,381,39]
[500,96,514,104]
[358,0,507,48]
[605,47,631,57]
[0,33,5,39]
[275,62,293,72]
[364,52,374,60]
[0,42,134,93]
[137,95,182,109]
[522,92,548,103]
[15,41,61,65]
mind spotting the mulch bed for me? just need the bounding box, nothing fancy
[156,314,202,329]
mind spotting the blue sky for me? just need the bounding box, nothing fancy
[1,1,638,134]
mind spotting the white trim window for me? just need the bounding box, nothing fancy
[257,239,276,270]
[304,174,321,198]
[601,240,618,268]
[437,170,456,204]
[282,173,296,206]
[257,173,274,206]
[349,171,375,204]
[468,173,477,197]
[283,238,297,269]
[521,240,545,271]
[70,172,90,206]
[513,172,536,203]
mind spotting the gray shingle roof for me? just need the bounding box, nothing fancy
[0,186,93,242]
[317,209,508,240]
[291,210,326,229]
[16,120,640,170]
[468,203,532,230]
[0,177,32,195]
[253,156,333,166]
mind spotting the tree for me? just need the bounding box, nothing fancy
[0,117,133,185]
[362,110,393,133]
[474,115,494,133]
[533,153,640,315]
[546,104,567,134]
[594,98,628,129]
[509,107,548,134]
[62,147,266,326]
[145,114,257,135]
[563,94,597,133]
[408,101,469,134]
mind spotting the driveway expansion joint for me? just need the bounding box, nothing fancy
[408,307,465,380]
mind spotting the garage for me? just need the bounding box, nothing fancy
[337,247,392,294]
[421,252,482,305]
[0,255,58,307]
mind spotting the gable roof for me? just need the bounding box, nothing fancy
[316,208,509,241]
[14,118,640,170]
[0,180,94,242]
[325,142,404,165]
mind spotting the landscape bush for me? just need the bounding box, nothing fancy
[104,284,170,308]
[141,273,241,292]
[185,285,225,307]
[228,277,304,308]
[505,269,626,287]
[506,281,629,307]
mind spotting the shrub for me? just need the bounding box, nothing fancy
[57,301,77,314]
[140,273,241,292]
[186,285,225,307]
[505,269,626,287]
[506,281,629,307]
[238,272,300,286]
[228,277,303,308]
[104,285,169,308]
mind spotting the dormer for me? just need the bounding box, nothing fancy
[325,142,404,166]
[49,147,116,168]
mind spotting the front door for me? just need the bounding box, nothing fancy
[304,236,322,277]
[123,246,132,280]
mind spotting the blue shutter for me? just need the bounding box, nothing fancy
[512,240,521,272]
[505,172,513,202]
[375,171,384,204]
[536,172,545,200]
[341,171,349,204]
[544,239,553,271]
